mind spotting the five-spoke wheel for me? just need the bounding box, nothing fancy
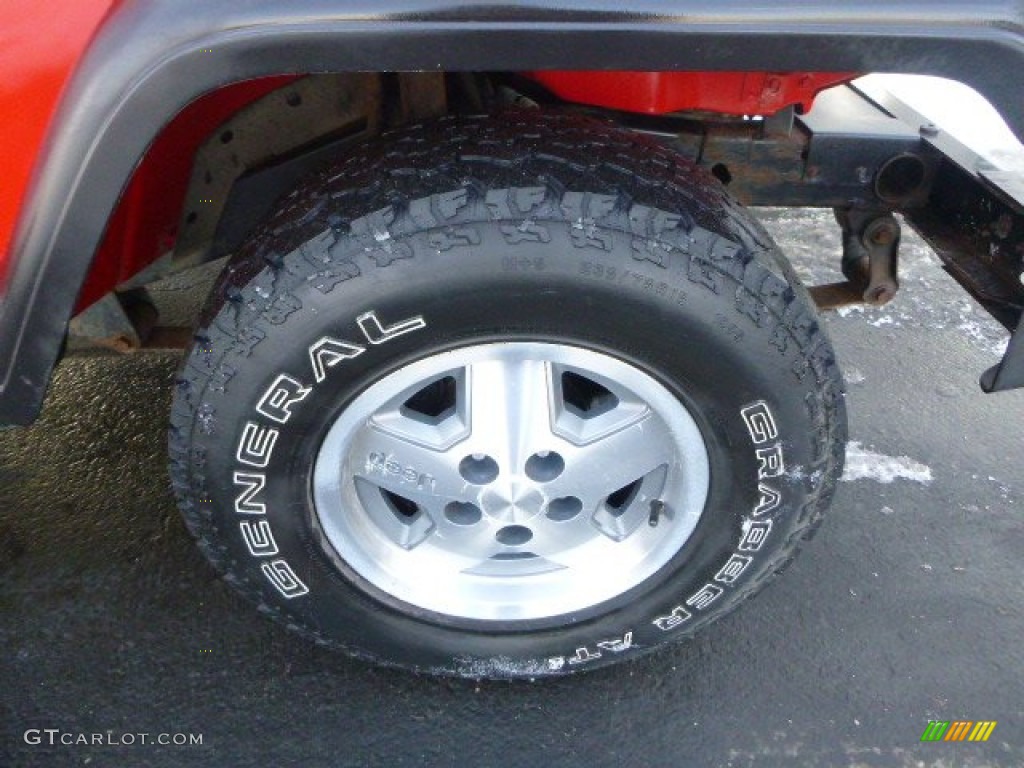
[314,343,710,620]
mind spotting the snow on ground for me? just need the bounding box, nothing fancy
[758,208,1012,361]
[840,441,933,485]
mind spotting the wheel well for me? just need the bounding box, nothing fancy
[82,69,862,312]
[83,75,367,310]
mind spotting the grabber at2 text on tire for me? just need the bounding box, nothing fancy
[169,110,846,678]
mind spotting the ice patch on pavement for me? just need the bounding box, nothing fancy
[957,317,1009,358]
[756,205,1011,358]
[439,655,561,679]
[841,441,933,485]
[843,367,866,385]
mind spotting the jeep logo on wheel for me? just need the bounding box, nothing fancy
[366,452,436,490]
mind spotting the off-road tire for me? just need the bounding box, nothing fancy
[168,111,846,678]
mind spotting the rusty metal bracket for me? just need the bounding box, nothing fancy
[856,78,1024,392]
[68,289,192,352]
[835,207,901,305]
[67,290,153,353]
[812,208,901,310]
[807,282,866,310]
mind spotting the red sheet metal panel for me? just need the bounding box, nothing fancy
[0,0,119,288]
[78,77,295,310]
[526,71,856,116]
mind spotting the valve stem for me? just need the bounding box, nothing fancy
[648,500,665,527]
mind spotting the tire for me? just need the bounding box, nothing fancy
[168,111,846,678]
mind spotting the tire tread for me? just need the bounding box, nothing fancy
[168,110,846,673]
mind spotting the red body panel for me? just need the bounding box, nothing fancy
[79,77,295,311]
[0,0,288,308]
[0,0,853,308]
[0,0,118,287]
[526,71,855,116]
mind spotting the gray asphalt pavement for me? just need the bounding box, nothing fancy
[1,209,1022,767]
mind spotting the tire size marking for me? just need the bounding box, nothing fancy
[230,309,427,600]
[715,313,744,344]
[502,255,546,272]
[578,260,688,305]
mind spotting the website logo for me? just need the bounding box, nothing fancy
[920,721,997,743]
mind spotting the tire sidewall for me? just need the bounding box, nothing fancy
[186,217,828,675]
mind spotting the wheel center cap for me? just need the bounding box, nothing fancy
[480,481,544,524]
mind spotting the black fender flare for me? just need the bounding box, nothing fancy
[3,0,1024,424]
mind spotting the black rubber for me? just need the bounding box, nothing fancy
[168,111,846,678]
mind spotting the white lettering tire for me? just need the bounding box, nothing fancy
[169,112,846,678]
